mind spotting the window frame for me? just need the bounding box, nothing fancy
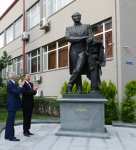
[6,24,14,44]
[14,56,23,75]
[43,0,74,17]
[14,16,23,39]
[27,49,40,73]
[92,18,113,58]
[0,32,5,49]
[43,38,69,72]
[27,2,40,30]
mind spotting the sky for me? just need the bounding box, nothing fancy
[0,0,14,16]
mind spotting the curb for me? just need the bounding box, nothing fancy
[0,123,5,134]
[112,121,136,128]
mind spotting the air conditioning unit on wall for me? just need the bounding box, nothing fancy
[33,74,42,82]
[22,32,30,41]
[40,17,50,30]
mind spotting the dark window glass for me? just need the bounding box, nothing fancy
[31,57,37,73]
[58,38,68,47]
[48,42,56,51]
[105,31,113,58]
[38,56,40,71]
[105,20,112,30]
[58,47,68,68]
[92,23,103,35]
[31,50,37,57]
[48,51,56,69]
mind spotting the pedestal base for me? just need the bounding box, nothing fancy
[56,128,109,139]
[55,95,110,138]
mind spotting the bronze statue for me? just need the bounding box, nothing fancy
[66,12,93,94]
[66,12,106,94]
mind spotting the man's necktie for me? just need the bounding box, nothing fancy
[28,82,32,89]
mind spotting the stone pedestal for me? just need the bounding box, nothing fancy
[55,94,109,138]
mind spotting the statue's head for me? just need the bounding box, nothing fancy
[71,12,81,23]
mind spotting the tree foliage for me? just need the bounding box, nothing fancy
[0,51,12,72]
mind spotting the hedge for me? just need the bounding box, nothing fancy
[34,96,60,117]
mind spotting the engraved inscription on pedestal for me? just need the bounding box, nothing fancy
[75,107,88,112]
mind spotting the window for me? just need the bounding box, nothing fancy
[2,61,13,78]
[0,17,23,47]
[48,42,57,69]
[27,49,40,73]
[15,56,23,75]
[6,25,14,44]
[43,0,73,17]
[43,47,48,71]
[14,17,23,38]
[43,38,69,71]
[92,18,112,58]
[0,32,4,49]
[8,63,14,75]
[27,2,40,30]
[58,38,68,68]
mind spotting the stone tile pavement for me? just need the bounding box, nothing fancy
[0,123,136,150]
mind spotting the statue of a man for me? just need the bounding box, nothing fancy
[65,12,93,94]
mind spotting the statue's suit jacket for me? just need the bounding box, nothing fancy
[65,23,93,74]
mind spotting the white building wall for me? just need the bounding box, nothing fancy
[119,0,136,98]
[0,0,23,32]
[0,0,117,98]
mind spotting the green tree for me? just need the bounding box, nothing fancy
[0,51,12,71]
[0,51,12,106]
[99,80,118,124]
[0,51,12,87]
[121,79,136,122]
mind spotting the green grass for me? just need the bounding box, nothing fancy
[0,107,59,123]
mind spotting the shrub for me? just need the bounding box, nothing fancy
[34,97,60,117]
[121,79,136,122]
[61,80,91,94]
[82,80,91,94]
[61,81,68,95]
[100,80,118,124]
[124,80,136,98]
[121,97,136,122]
[0,86,7,107]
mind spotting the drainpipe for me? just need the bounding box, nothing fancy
[114,0,122,116]
[23,0,26,74]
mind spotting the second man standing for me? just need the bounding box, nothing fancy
[22,73,38,137]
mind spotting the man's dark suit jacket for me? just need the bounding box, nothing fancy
[7,80,22,111]
[22,81,37,109]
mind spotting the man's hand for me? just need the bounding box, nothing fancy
[33,86,39,91]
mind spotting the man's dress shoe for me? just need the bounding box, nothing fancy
[9,137,20,141]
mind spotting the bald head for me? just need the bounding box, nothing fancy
[71,12,81,24]
[71,12,81,19]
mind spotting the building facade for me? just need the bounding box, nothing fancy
[0,0,136,101]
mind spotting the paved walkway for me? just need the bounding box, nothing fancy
[0,124,136,150]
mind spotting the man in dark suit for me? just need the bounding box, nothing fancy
[22,73,38,137]
[66,12,94,94]
[5,72,23,141]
